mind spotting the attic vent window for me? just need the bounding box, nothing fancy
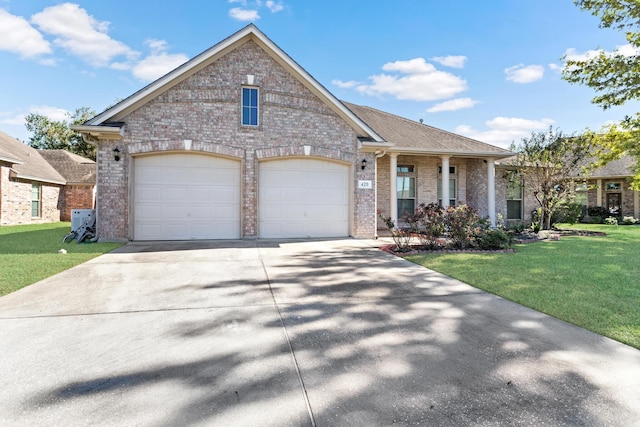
[241,86,259,126]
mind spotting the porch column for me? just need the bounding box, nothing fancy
[441,155,450,208]
[634,189,639,219]
[389,153,398,225]
[487,158,496,227]
[596,179,602,206]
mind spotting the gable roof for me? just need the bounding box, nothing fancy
[75,24,387,145]
[0,130,65,185]
[344,102,513,158]
[583,156,635,178]
[38,150,96,184]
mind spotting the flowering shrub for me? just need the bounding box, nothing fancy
[379,204,512,251]
[622,216,638,225]
[446,205,481,249]
[604,216,619,226]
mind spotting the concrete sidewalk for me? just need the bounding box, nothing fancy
[0,239,639,426]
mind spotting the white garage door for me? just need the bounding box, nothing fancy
[134,154,240,240]
[259,158,350,238]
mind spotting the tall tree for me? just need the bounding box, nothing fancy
[510,127,590,230]
[562,0,640,189]
[25,107,96,160]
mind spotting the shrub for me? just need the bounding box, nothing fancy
[587,206,608,218]
[553,202,584,225]
[506,221,526,234]
[604,216,619,226]
[446,205,481,249]
[477,228,512,250]
[379,212,413,252]
[622,216,638,225]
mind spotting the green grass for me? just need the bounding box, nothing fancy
[0,222,123,297]
[406,224,640,349]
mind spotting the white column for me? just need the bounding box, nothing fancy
[389,153,398,225]
[441,156,450,208]
[596,179,603,206]
[487,158,496,227]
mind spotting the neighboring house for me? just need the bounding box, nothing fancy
[73,24,513,242]
[0,131,95,225]
[574,156,640,219]
[38,150,96,221]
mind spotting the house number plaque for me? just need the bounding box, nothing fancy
[358,180,372,189]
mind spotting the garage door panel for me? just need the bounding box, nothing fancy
[134,154,240,240]
[259,158,349,238]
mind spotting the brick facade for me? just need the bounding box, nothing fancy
[59,185,94,221]
[586,178,639,218]
[95,40,375,240]
[0,164,61,225]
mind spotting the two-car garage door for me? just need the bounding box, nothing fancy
[133,154,349,240]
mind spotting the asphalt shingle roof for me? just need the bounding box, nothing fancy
[38,150,95,184]
[343,102,513,157]
[0,131,65,184]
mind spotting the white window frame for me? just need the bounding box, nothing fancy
[241,86,259,127]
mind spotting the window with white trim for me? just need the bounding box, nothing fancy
[241,86,259,126]
[31,183,41,218]
[437,166,456,207]
[506,171,523,220]
[397,165,416,216]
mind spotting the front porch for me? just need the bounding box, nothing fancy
[376,153,499,231]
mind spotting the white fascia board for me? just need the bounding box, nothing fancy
[10,170,66,185]
[0,155,23,165]
[389,147,514,159]
[71,125,124,140]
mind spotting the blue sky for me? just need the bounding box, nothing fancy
[0,0,637,149]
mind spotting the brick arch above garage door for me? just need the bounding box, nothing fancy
[258,158,350,238]
[133,153,240,240]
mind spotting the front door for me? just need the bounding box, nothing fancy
[606,193,621,216]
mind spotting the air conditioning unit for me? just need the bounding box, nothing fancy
[71,209,95,232]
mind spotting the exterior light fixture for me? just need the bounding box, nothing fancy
[113,147,120,161]
[361,159,367,170]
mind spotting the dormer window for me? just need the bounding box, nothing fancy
[241,86,259,126]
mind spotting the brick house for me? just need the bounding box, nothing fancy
[574,156,640,219]
[38,150,96,221]
[74,24,516,242]
[0,131,95,225]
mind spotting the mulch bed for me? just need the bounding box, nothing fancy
[380,228,606,257]
[380,244,515,256]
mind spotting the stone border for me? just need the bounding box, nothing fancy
[380,244,515,257]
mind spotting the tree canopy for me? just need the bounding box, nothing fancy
[24,107,96,160]
[509,127,590,230]
[562,0,640,189]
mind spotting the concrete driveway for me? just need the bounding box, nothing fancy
[1,239,639,426]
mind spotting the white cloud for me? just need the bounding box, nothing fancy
[31,3,138,67]
[131,39,189,82]
[356,58,467,101]
[0,8,51,58]
[0,105,71,127]
[505,64,544,83]
[266,1,284,12]
[563,44,639,64]
[332,79,360,89]
[426,97,479,113]
[229,7,260,21]
[430,55,467,68]
[454,116,555,148]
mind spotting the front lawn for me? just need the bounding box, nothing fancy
[0,223,123,297]
[405,224,640,349]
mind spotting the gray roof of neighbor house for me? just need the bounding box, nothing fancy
[578,156,635,179]
[0,130,66,185]
[38,150,96,184]
[343,102,513,158]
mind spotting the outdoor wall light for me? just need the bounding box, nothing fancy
[113,147,120,161]
[361,158,367,170]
